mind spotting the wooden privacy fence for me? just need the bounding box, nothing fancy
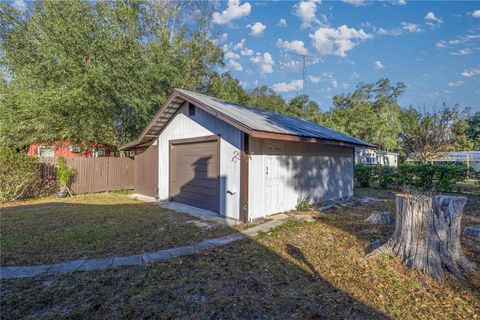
[37,157,135,195]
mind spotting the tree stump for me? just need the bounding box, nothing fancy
[368,193,477,281]
[365,211,395,225]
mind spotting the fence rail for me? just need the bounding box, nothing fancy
[37,157,134,195]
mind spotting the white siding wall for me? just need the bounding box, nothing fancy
[157,103,242,220]
[248,138,354,220]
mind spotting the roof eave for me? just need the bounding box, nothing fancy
[250,130,375,148]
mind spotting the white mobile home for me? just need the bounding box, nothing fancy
[120,89,373,222]
[355,148,399,167]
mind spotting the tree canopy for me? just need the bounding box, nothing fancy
[318,79,405,151]
[1,1,477,161]
[0,0,223,147]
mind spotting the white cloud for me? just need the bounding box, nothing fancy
[424,11,443,26]
[461,68,480,77]
[13,0,27,12]
[310,25,372,57]
[240,48,253,56]
[472,10,480,18]
[322,72,338,88]
[401,22,422,33]
[273,79,304,92]
[342,0,367,7]
[294,0,321,28]
[449,48,472,56]
[395,0,407,5]
[447,80,464,87]
[250,52,275,74]
[213,0,251,25]
[232,39,246,50]
[436,34,480,51]
[280,60,302,70]
[377,22,423,36]
[223,39,253,56]
[227,59,243,71]
[276,39,310,55]
[278,18,287,27]
[374,60,384,69]
[350,71,360,80]
[247,22,266,37]
[308,75,320,83]
[225,51,240,59]
[213,33,228,45]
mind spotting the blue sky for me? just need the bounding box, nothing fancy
[211,0,480,112]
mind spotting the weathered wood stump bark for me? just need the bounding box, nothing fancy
[369,194,477,281]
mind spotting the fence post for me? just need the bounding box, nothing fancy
[466,154,470,180]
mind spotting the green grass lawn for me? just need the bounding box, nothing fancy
[0,192,235,266]
[1,189,479,319]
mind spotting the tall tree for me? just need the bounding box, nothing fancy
[465,112,480,150]
[247,86,286,113]
[319,79,405,151]
[204,72,249,105]
[400,105,470,162]
[0,0,223,147]
[286,95,320,120]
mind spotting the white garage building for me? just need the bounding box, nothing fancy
[120,89,374,222]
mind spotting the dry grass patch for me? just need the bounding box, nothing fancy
[0,192,235,266]
[1,188,479,319]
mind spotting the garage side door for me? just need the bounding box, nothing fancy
[169,138,219,213]
[135,144,158,197]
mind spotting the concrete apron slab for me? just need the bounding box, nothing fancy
[129,194,157,203]
[159,201,241,226]
[0,218,288,280]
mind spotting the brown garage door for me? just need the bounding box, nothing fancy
[135,144,158,197]
[169,136,219,213]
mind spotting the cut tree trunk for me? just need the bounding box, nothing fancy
[368,193,477,281]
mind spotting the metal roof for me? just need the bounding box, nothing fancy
[119,89,375,150]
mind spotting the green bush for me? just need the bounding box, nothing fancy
[55,157,76,193]
[356,162,467,192]
[355,164,371,187]
[0,146,40,202]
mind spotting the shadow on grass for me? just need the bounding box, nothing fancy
[1,202,390,319]
[0,201,237,266]
[313,188,480,293]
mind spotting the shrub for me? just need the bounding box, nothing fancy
[434,164,467,192]
[296,195,311,212]
[372,165,398,189]
[356,162,467,192]
[55,157,76,193]
[0,146,39,202]
[355,164,371,187]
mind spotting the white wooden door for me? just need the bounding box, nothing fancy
[265,143,282,214]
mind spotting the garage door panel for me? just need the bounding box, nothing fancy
[172,196,218,212]
[174,155,218,164]
[174,163,218,174]
[171,178,218,189]
[173,171,218,182]
[173,184,218,196]
[170,137,219,213]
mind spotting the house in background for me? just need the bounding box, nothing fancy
[28,142,111,158]
[355,148,398,167]
[120,89,374,222]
